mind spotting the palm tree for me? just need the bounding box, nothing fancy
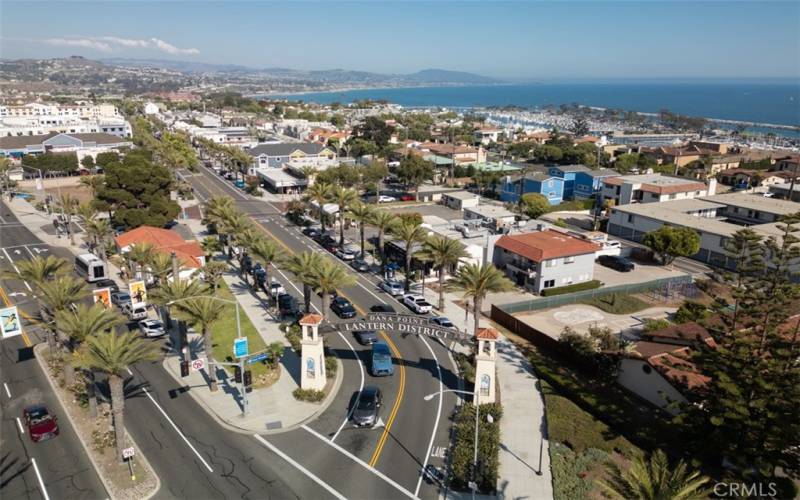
[38,276,89,384]
[450,263,514,337]
[203,196,235,233]
[248,236,278,292]
[597,449,710,500]
[390,220,429,292]
[84,217,113,259]
[416,235,468,311]
[305,182,334,231]
[284,251,325,313]
[10,256,70,352]
[126,242,156,281]
[234,227,259,284]
[369,210,399,272]
[311,258,355,322]
[332,187,358,245]
[75,331,159,462]
[58,193,79,245]
[347,201,374,258]
[78,174,104,197]
[75,202,97,225]
[56,304,124,417]
[148,252,174,286]
[299,165,318,186]
[172,297,227,391]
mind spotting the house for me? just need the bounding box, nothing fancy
[143,102,160,115]
[473,125,503,145]
[0,132,133,159]
[575,168,620,199]
[418,142,486,164]
[617,340,709,415]
[493,228,599,293]
[702,191,800,225]
[441,191,480,211]
[499,172,564,205]
[115,226,206,279]
[600,173,714,206]
[463,204,516,228]
[773,155,800,173]
[247,142,335,170]
[640,145,715,167]
[547,165,591,199]
[717,169,787,188]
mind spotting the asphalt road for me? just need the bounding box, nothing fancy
[185,165,462,498]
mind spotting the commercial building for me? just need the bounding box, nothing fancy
[0,132,133,159]
[247,142,336,170]
[441,190,480,211]
[499,172,564,204]
[0,103,131,138]
[463,204,516,228]
[493,228,599,293]
[600,173,714,206]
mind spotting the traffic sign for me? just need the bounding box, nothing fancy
[122,447,135,459]
[233,337,249,358]
[247,353,269,364]
[190,358,206,371]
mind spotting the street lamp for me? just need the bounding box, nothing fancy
[423,388,491,497]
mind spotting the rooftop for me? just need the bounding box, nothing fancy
[464,204,516,219]
[552,164,592,173]
[247,142,328,157]
[443,190,479,201]
[703,191,800,216]
[604,173,706,192]
[495,229,600,262]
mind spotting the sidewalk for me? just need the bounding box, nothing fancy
[4,197,342,435]
[420,283,554,500]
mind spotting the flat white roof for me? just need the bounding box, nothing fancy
[255,168,307,188]
[443,190,479,200]
[614,173,700,187]
[464,204,516,219]
[703,192,800,215]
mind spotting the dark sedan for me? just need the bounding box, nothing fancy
[351,386,382,427]
[370,304,396,313]
[597,255,635,272]
[330,296,357,319]
[354,330,379,345]
[351,259,370,272]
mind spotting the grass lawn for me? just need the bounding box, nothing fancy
[211,281,275,388]
[580,293,650,314]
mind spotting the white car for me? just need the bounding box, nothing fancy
[595,240,622,257]
[269,280,286,298]
[138,319,165,337]
[380,280,404,296]
[335,248,357,261]
[403,294,432,314]
[377,195,397,203]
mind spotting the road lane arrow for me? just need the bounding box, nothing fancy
[8,292,27,298]
[13,249,21,255]
[32,247,49,254]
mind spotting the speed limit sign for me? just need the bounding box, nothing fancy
[191,358,206,371]
[122,447,135,459]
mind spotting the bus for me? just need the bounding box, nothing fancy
[75,253,108,283]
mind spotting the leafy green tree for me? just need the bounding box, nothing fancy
[674,301,708,324]
[597,449,710,500]
[534,144,563,163]
[416,236,468,311]
[450,263,514,337]
[614,153,639,174]
[75,331,158,462]
[643,226,700,266]
[353,116,392,146]
[22,152,79,174]
[570,117,590,137]
[520,193,551,218]
[362,161,389,200]
[95,151,120,167]
[397,155,435,201]
[80,155,95,171]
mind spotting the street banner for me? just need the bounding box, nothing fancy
[0,306,22,339]
[93,287,112,308]
[129,280,147,306]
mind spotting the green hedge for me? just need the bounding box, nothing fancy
[541,280,602,296]
[292,388,325,402]
[449,403,503,493]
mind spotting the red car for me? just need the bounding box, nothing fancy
[400,195,415,201]
[24,404,59,442]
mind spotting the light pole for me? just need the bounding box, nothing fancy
[424,388,492,498]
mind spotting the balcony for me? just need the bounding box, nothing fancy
[506,260,537,278]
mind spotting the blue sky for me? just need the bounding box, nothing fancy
[1,1,798,80]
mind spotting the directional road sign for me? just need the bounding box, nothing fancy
[247,353,269,364]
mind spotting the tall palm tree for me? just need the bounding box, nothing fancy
[284,251,325,313]
[369,210,398,273]
[203,196,235,233]
[148,252,174,286]
[332,187,358,245]
[449,263,514,337]
[8,256,69,351]
[234,227,259,284]
[75,202,97,226]
[305,182,334,231]
[248,236,278,292]
[416,235,468,311]
[75,331,158,462]
[56,304,124,417]
[390,220,429,292]
[311,258,355,322]
[58,193,80,245]
[78,174,104,197]
[172,297,227,391]
[38,276,89,384]
[299,165,318,186]
[84,217,113,259]
[597,449,710,500]
[347,201,374,258]
[126,242,156,281]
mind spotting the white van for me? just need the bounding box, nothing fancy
[126,303,148,321]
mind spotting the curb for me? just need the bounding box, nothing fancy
[160,353,343,435]
[33,344,162,500]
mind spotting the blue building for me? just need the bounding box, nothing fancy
[500,172,564,205]
[547,165,593,199]
[548,165,620,199]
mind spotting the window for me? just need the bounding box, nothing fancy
[564,256,575,264]
[306,357,315,378]
[545,259,556,268]
[627,214,635,223]
[642,364,652,374]
[543,279,555,288]
[480,374,491,396]
[549,192,556,197]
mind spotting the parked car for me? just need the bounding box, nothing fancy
[324,242,340,253]
[400,194,415,201]
[331,297,357,319]
[125,303,148,321]
[351,259,370,272]
[93,279,119,293]
[430,316,454,328]
[377,195,396,203]
[335,248,357,261]
[354,330,379,345]
[278,293,300,318]
[380,280,404,296]
[370,304,396,313]
[302,227,320,238]
[23,404,59,442]
[138,319,166,337]
[351,386,382,427]
[268,280,286,298]
[110,291,131,308]
[597,255,635,272]
[595,240,622,257]
[403,294,432,314]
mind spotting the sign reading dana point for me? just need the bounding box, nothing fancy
[340,313,470,342]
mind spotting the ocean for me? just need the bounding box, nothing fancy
[269,82,800,129]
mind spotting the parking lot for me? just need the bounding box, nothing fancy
[393,203,463,220]
[593,259,687,287]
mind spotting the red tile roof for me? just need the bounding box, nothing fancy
[300,313,324,325]
[115,226,204,268]
[639,181,707,195]
[495,230,599,262]
[631,341,710,390]
[642,322,716,347]
[476,327,500,340]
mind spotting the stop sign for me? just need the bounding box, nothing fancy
[191,358,205,371]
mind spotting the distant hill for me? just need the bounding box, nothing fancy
[100,58,253,73]
[406,69,498,84]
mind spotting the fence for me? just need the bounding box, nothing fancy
[495,275,694,315]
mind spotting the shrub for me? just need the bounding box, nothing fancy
[325,356,338,377]
[643,318,671,332]
[580,293,650,314]
[91,428,115,452]
[541,280,602,296]
[292,388,325,402]
[449,403,502,493]
[559,326,596,356]
[551,443,608,500]
[453,351,475,384]
[554,218,568,228]
[674,300,708,323]
[282,323,302,353]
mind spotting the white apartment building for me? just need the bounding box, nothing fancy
[601,173,715,206]
[0,103,120,119]
[0,103,130,138]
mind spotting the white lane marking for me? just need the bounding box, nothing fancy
[414,334,444,497]
[356,280,388,305]
[252,434,347,500]
[127,368,214,473]
[31,458,50,500]
[330,329,365,443]
[301,425,417,500]
[3,382,11,398]
[2,247,21,274]
[16,417,25,434]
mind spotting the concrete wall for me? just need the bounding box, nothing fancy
[617,359,687,415]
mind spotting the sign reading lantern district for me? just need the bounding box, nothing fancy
[128,280,147,306]
[93,287,112,309]
[0,306,22,339]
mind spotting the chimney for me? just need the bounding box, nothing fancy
[707,177,717,196]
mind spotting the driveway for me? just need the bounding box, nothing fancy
[594,260,687,288]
